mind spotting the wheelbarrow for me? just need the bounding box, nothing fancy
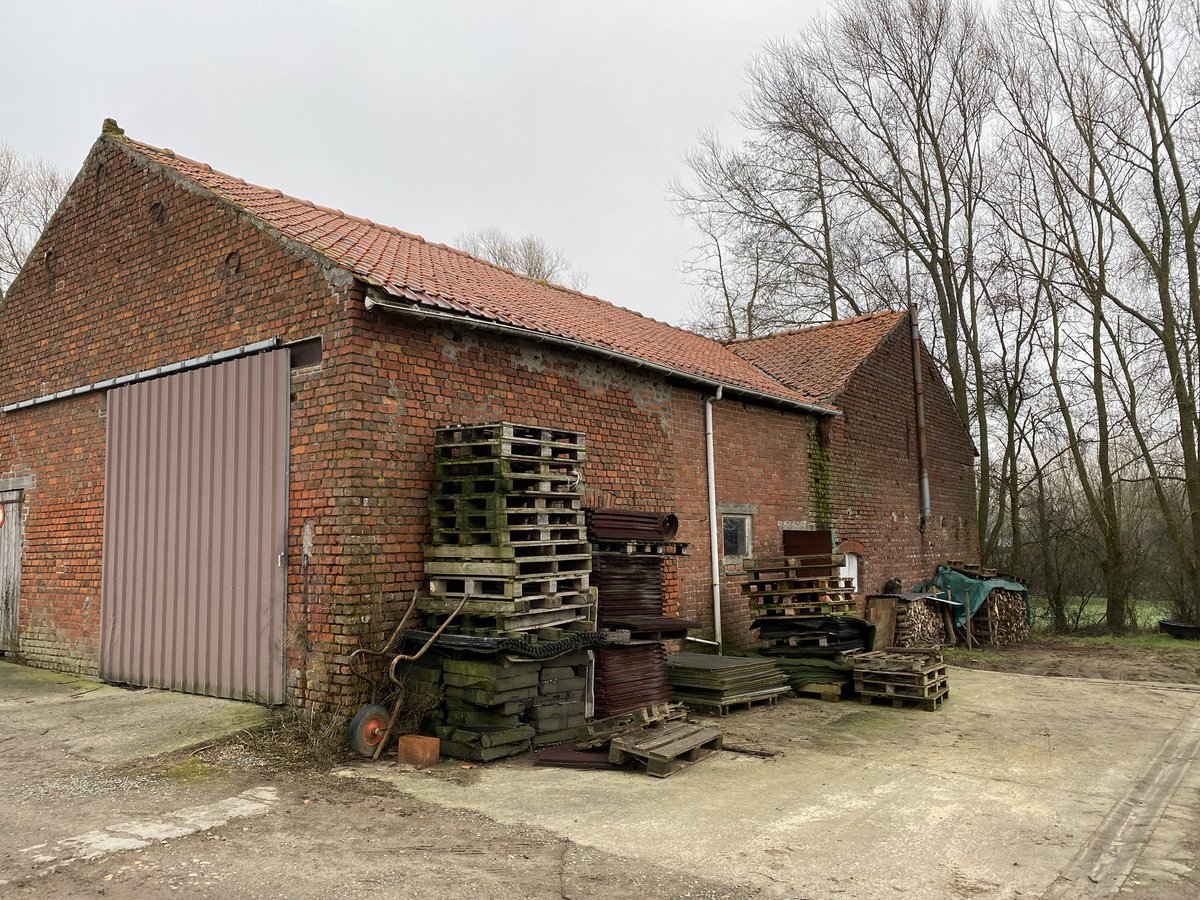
[346,594,467,759]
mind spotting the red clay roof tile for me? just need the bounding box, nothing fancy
[113,130,851,412]
[726,311,907,402]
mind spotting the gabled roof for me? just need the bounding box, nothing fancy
[101,122,835,414]
[726,311,908,402]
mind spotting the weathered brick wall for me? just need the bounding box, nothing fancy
[0,132,978,708]
[670,389,818,649]
[828,323,979,594]
[0,137,357,702]
[319,310,682,704]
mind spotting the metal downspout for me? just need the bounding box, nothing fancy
[909,304,932,530]
[705,387,724,650]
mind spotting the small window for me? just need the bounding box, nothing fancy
[288,336,323,370]
[840,552,860,592]
[723,514,752,559]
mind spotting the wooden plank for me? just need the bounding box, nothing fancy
[865,596,898,648]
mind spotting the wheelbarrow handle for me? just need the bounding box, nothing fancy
[387,596,468,686]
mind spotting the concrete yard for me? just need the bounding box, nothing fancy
[348,667,1200,899]
[2,660,1199,898]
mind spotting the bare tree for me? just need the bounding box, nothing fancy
[675,0,1006,554]
[1000,0,1200,628]
[0,143,70,297]
[456,226,587,291]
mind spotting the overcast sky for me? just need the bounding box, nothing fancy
[7,1,822,325]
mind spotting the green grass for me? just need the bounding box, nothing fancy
[1028,632,1199,652]
[943,646,1004,663]
[1027,595,1172,634]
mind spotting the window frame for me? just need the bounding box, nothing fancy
[722,513,753,561]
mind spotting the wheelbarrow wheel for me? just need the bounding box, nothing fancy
[348,704,391,757]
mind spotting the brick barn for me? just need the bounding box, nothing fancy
[0,121,978,707]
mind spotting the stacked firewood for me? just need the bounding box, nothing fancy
[894,599,945,646]
[970,588,1030,646]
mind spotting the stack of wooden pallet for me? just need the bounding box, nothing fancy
[851,647,949,711]
[742,554,856,623]
[666,652,791,715]
[421,422,594,634]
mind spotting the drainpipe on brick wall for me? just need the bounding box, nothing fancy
[705,386,724,650]
[909,304,932,531]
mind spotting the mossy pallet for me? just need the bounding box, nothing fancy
[428,573,590,601]
[431,493,584,514]
[854,675,949,700]
[608,722,724,777]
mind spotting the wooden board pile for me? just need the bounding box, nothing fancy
[406,650,592,761]
[851,647,949,711]
[666,651,791,715]
[970,588,1030,646]
[422,422,593,635]
[744,551,864,700]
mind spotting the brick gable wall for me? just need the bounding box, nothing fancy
[0,139,358,697]
[828,323,979,596]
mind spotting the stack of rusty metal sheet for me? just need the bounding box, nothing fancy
[588,507,693,712]
[593,643,673,717]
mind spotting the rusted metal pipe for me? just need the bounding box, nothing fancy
[909,305,932,530]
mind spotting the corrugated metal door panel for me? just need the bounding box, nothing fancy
[100,350,288,704]
[0,490,23,652]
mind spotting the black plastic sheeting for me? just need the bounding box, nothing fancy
[754,615,876,658]
[401,629,608,657]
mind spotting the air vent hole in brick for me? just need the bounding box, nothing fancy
[148,201,165,224]
[224,250,241,274]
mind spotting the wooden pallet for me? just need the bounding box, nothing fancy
[436,455,581,478]
[750,600,856,618]
[435,422,585,453]
[745,581,848,594]
[428,572,590,601]
[859,686,950,711]
[591,539,689,557]
[608,722,724,777]
[425,555,592,579]
[425,541,591,561]
[429,602,594,635]
[854,673,948,698]
[672,689,790,717]
[793,681,854,702]
[432,493,585,514]
[576,703,688,749]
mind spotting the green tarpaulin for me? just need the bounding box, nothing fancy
[917,565,1030,628]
